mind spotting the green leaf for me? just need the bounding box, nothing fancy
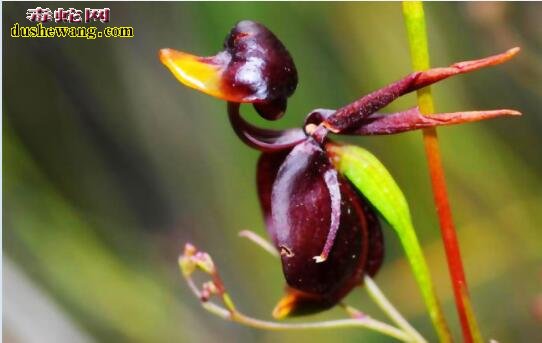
[328,143,450,341]
[329,144,411,232]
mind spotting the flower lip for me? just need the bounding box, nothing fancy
[160,20,298,120]
[222,20,298,102]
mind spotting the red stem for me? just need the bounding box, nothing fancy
[423,127,475,343]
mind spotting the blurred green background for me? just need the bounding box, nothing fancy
[3,2,542,342]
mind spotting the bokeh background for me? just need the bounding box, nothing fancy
[3,2,542,342]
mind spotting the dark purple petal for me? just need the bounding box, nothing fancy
[347,107,521,135]
[258,139,384,316]
[270,138,369,300]
[222,20,297,102]
[272,177,382,316]
[222,20,298,119]
[228,102,306,152]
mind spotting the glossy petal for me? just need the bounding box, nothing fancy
[257,140,384,316]
[270,139,370,309]
[221,20,297,103]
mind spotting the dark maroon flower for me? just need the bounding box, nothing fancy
[160,20,519,318]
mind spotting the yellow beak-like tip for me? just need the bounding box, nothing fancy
[272,291,299,319]
[159,48,225,100]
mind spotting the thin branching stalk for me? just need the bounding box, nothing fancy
[198,297,411,341]
[180,242,414,342]
[238,230,279,257]
[402,2,483,342]
[364,276,427,343]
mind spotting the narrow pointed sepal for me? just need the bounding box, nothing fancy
[323,47,520,133]
[413,47,520,89]
[348,107,521,135]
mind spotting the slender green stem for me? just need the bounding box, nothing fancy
[402,2,483,343]
[238,230,279,257]
[364,276,427,343]
[228,306,411,341]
